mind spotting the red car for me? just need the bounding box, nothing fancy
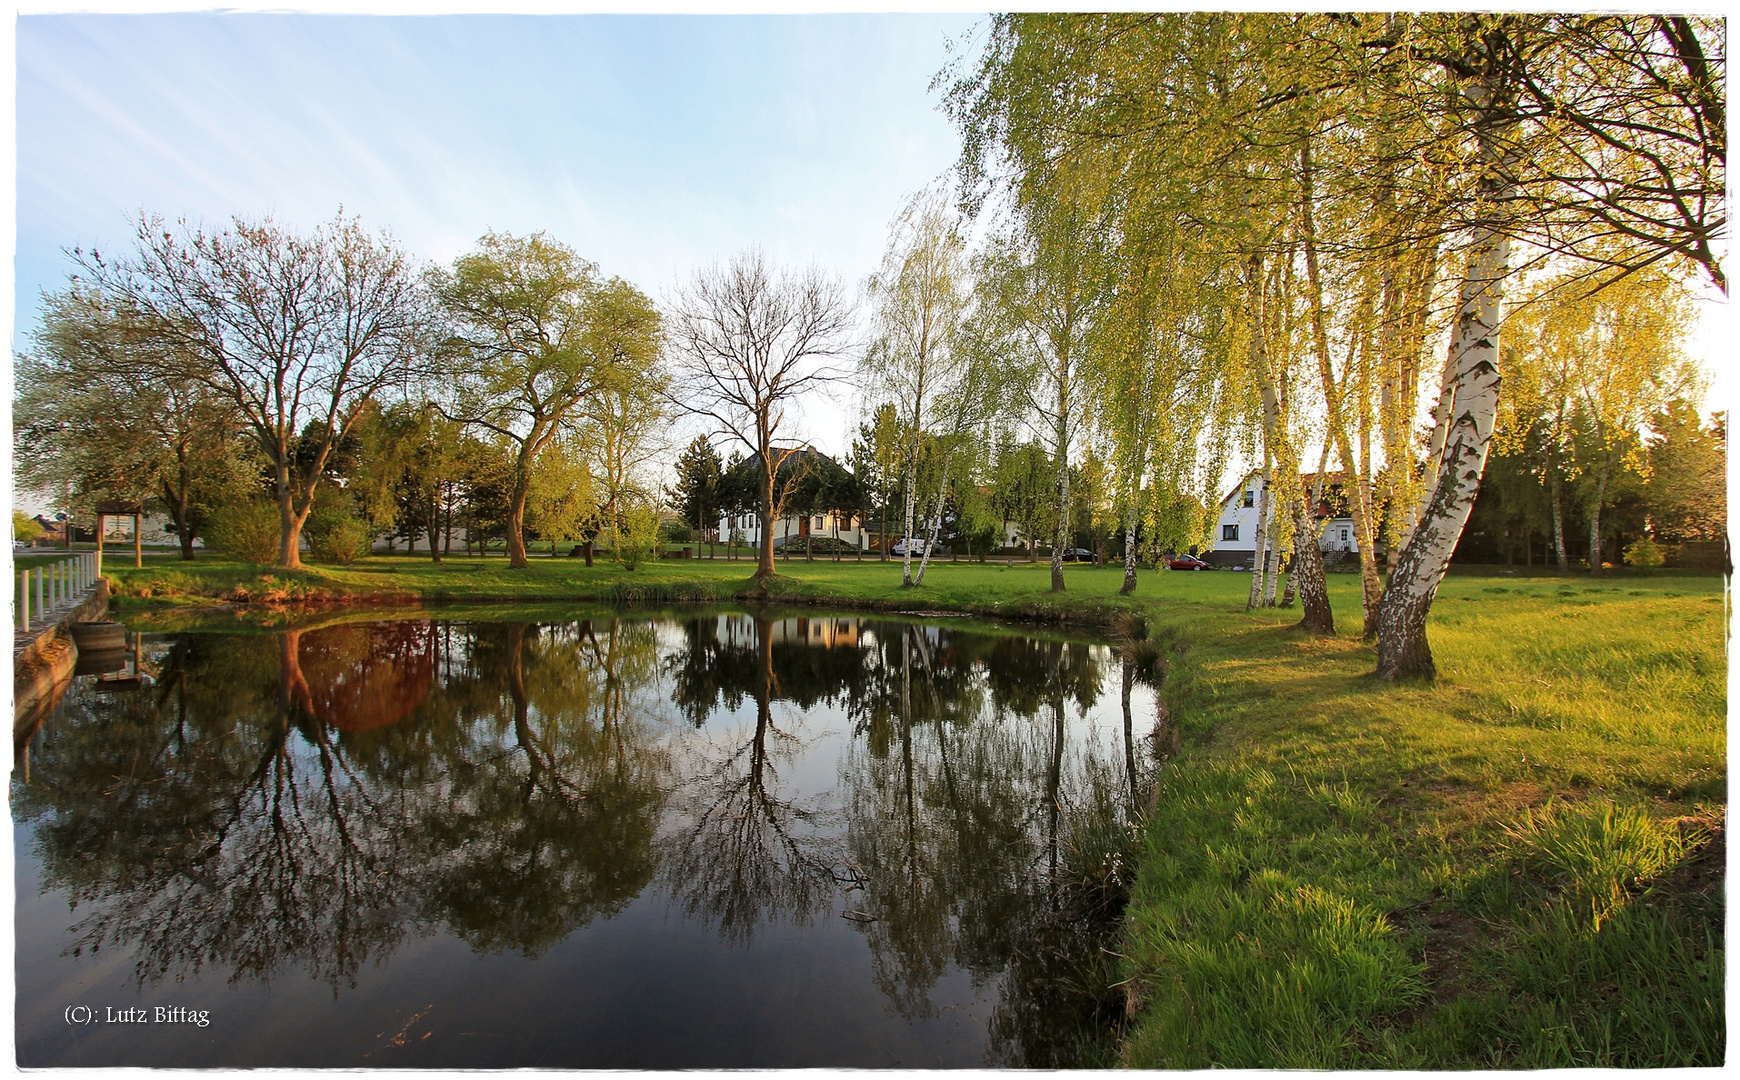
[1167,554,1212,571]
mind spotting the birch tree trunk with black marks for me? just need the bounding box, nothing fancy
[901,453,921,587]
[1247,252,1333,634]
[1121,505,1139,595]
[1050,399,1070,592]
[1375,51,1514,679]
[1247,463,1271,610]
[1262,507,1281,608]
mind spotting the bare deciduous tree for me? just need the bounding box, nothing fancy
[667,250,856,582]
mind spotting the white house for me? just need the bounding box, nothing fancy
[718,446,875,552]
[721,507,872,551]
[715,447,1029,555]
[1209,470,1361,567]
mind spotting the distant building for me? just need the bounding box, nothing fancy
[1210,470,1363,567]
[26,515,95,547]
[719,446,873,551]
[371,525,474,554]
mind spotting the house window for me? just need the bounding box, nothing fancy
[1223,524,1239,542]
[814,515,826,530]
[1242,489,1254,508]
[1340,529,1349,544]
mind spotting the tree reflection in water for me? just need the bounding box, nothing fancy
[17,610,1163,1064]
[658,614,846,943]
[838,628,1119,1038]
[415,619,667,956]
[14,616,669,989]
[17,627,431,991]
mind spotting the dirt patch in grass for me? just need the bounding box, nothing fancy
[1412,906,1489,1004]
[1385,895,1502,1027]
[1655,817,1725,910]
[1375,780,1547,836]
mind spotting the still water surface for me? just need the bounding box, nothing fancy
[13,608,1163,1067]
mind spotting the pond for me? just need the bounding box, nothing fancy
[13,608,1169,1067]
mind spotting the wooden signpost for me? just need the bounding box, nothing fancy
[94,500,145,571]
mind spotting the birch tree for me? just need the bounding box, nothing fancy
[1367,11,1723,671]
[860,189,973,587]
[947,11,1723,673]
[1089,208,1236,595]
[975,200,1105,592]
[1369,19,1523,677]
[1505,266,1695,573]
[909,337,1001,586]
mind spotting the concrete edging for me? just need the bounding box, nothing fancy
[13,580,111,744]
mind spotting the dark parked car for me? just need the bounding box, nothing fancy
[1059,547,1097,562]
[1167,553,1212,571]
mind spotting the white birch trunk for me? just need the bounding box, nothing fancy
[1551,471,1568,571]
[1120,506,1139,595]
[901,458,919,586]
[1374,66,1512,679]
[1050,400,1070,593]
[1263,518,1280,607]
[912,455,954,586]
[1247,253,1333,633]
[1247,463,1271,609]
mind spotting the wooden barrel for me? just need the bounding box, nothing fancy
[73,647,128,676]
[70,621,126,652]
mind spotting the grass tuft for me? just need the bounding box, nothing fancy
[1499,801,1697,925]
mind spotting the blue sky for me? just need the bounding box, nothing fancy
[13,11,986,462]
[9,7,1728,504]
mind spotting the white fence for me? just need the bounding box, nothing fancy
[16,553,100,633]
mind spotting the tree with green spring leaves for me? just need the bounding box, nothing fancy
[434,231,662,569]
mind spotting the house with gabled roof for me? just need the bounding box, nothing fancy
[1208,469,1364,567]
[718,445,871,552]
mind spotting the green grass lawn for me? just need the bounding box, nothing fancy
[100,548,1172,618]
[1116,570,1725,1068]
[98,551,1726,1067]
